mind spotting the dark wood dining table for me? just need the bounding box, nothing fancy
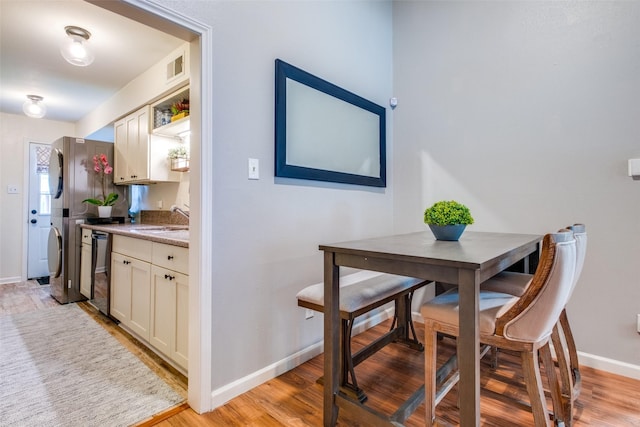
[319,230,541,426]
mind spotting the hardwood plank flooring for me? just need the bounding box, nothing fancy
[154,323,640,427]
[2,281,639,426]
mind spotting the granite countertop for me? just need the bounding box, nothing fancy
[80,223,189,248]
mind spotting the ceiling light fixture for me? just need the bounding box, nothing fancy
[60,26,95,67]
[23,95,47,118]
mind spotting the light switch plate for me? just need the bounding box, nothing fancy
[7,185,18,194]
[248,158,259,180]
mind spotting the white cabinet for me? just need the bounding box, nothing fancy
[150,265,189,370]
[113,105,182,185]
[79,228,92,299]
[110,235,189,371]
[150,241,189,370]
[110,235,152,340]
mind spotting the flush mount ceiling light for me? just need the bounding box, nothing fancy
[23,95,47,118]
[60,26,95,67]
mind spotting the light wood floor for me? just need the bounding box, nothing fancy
[3,281,639,426]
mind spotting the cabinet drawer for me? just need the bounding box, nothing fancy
[112,235,152,262]
[81,228,92,243]
[152,242,188,275]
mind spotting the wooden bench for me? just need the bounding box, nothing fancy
[296,271,430,402]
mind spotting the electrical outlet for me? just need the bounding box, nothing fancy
[7,185,18,194]
[305,309,314,320]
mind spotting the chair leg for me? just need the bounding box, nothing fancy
[424,320,438,426]
[559,309,581,400]
[540,342,566,426]
[551,322,574,425]
[521,349,552,427]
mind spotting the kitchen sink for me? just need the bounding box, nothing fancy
[129,225,189,240]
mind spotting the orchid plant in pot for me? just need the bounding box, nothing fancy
[423,200,474,241]
[82,153,118,217]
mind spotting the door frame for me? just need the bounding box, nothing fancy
[89,0,214,413]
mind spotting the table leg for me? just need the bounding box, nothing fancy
[324,251,340,426]
[457,268,481,426]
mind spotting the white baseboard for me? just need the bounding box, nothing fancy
[210,307,394,409]
[0,276,22,285]
[578,351,640,380]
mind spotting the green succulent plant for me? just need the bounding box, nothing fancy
[423,200,474,226]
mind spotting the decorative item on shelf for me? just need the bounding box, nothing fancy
[168,146,190,172]
[161,109,172,126]
[82,153,119,217]
[423,200,474,241]
[170,99,189,122]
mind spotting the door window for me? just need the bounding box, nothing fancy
[36,146,51,215]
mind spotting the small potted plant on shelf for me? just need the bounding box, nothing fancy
[82,153,119,217]
[170,99,189,122]
[423,200,474,241]
[168,146,189,171]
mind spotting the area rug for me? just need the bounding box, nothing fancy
[0,304,184,427]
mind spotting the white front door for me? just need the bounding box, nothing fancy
[27,142,52,279]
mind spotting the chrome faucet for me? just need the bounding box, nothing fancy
[170,205,190,219]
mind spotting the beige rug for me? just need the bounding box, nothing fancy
[0,304,184,426]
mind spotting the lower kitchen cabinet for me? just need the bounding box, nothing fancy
[110,251,152,340]
[150,266,189,370]
[110,234,188,372]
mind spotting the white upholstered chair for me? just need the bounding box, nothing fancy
[421,230,577,426]
[481,224,586,423]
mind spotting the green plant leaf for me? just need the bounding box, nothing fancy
[82,198,104,206]
[82,193,118,207]
[424,200,474,226]
[103,193,119,206]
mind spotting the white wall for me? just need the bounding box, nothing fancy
[0,113,75,283]
[154,0,394,391]
[393,1,640,366]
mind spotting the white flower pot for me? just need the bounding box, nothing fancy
[98,206,112,218]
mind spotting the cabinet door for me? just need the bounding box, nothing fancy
[110,252,132,323]
[173,272,189,370]
[130,107,150,182]
[80,242,92,299]
[113,118,128,184]
[128,257,151,340]
[149,266,188,370]
[125,113,140,181]
[149,266,175,356]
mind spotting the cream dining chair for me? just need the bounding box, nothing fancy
[420,230,577,426]
[481,224,586,424]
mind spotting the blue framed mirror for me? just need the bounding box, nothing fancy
[275,59,386,188]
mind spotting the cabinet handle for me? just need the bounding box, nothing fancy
[164,274,175,281]
[167,255,174,260]
[123,260,130,265]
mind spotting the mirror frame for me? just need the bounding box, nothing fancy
[274,59,386,188]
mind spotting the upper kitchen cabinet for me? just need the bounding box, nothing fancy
[114,105,183,185]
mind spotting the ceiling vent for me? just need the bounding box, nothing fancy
[166,54,184,82]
